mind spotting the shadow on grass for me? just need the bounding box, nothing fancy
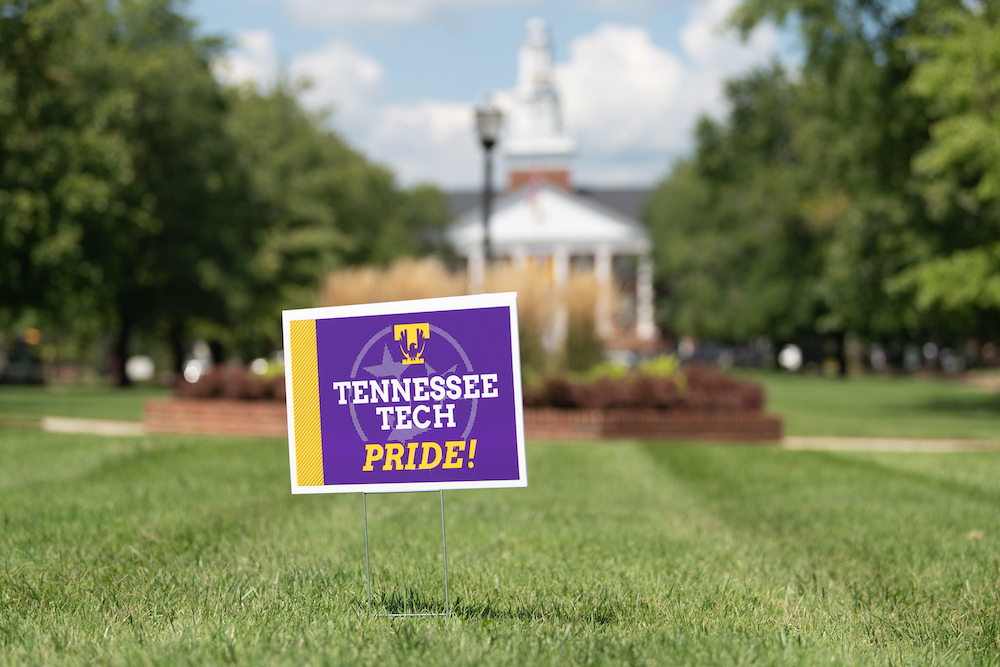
[358,588,645,625]
[361,587,449,616]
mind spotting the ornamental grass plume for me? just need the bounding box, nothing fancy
[484,263,556,329]
[563,271,600,321]
[321,258,465,306]
[320,258,611,376]
[562,272,604,371]
[484,264,555,376]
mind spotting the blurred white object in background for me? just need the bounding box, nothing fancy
[922,342,938,363]
[183,359,202,383]
[778,344,803,372]
[869,344,887,371]
[125,355,155,382]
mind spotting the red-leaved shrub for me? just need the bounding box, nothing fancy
[175,365,285,401]
[522,363,764,412]
[174,362,762,413]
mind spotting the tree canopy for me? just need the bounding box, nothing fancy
[647,0,1000,354]
[216,83,450,357]
[0,0,450,381]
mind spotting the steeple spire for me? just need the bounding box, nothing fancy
[504,18,574,191]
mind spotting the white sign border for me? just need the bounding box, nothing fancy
[282,292,527,495]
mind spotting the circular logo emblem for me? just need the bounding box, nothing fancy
[348,324,477,442]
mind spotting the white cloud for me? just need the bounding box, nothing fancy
[556,25,687,155]
[214,0,779,187]
[365,102,479,186]
[213,30,279,89]
[290,41,385,135]
[555,0,778,184]
[285,0,519,27]
[279,0,701,28]
[286,43,477,185]
[578,0,661,13]
[681,0,777,73]
[215,31,479,186]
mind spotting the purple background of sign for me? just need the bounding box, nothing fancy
[315,306,519,486]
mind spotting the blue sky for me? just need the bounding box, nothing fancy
[187,0,785,189]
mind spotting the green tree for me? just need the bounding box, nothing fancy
[1,0,259,383]
[648,0,1000,362]
[2,0,452,382]
[892,5,1000,327]
[647,67,825,343]
[77,0,259,382]
[218,82,451,358]
[0,0,119,325]
[737,0,1000,346]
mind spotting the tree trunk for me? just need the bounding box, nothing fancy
[836,331,848,377]
[169,320,185,374]
[209,340,225,365]
[116,314,132,387]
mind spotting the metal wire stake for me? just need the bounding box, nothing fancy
[440,489,450,617]
[363,492,372,615]
[363,490,450,618]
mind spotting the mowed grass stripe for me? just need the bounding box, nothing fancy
[2,430,999,665]
[740,371,1000,439]
[643,446,1000,661]
[0,386,167,423]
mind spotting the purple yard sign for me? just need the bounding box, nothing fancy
[282,293,527,494]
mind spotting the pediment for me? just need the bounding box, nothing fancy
[447,184,649,253]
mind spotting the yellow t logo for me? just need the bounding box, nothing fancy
[394,323,430,364]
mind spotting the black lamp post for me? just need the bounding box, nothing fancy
[475,103,503,265]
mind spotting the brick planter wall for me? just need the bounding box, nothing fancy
[145,400,781,442]
[524,408,782,442]
[145,399,287,438]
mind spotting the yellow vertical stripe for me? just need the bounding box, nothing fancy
[290,319,324,486]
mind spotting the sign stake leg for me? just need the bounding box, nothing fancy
[440,489,450,617]
[363,491,451,617]
[363,492,372,615]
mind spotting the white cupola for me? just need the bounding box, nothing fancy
[504,18,575,191]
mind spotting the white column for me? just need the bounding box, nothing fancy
[553,246,569,286]
[595,245,613,339]
[513,245,528,269]
[552,246,569,353]
[468,248,485,294]
[636,253,656,340]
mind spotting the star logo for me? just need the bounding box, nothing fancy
[363,345,409,379]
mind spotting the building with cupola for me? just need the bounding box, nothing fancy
[446,18,657,351]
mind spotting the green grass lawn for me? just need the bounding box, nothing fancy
[742,371,1000,439]
[0,385,168,423]
[2,428,999,665]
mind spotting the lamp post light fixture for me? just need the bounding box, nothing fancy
[475,102,503,266]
